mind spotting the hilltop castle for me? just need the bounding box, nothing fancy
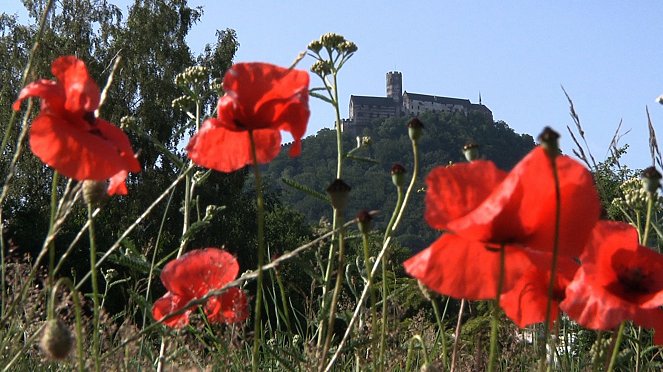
[342,71,492,135]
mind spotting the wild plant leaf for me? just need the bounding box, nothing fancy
[281,177,330,203]
[309,91,334,104]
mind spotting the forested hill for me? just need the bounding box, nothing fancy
[263,110,536,251]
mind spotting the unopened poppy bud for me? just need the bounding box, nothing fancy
[326,179,351,210]
[40,318,74,360]
[642,166,662,193]
[391,163,406,187]
[657,95,663,105]
[537,126,560,157]
[407,117,424,142]
[356,210,372,234]
[462,142,480,162]
[83,180,108,206]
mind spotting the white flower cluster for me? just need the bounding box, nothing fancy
[611,177,663,211]
[174,65,209,86]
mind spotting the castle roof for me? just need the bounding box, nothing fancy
[403,92,471,106]
[350,95,397,107]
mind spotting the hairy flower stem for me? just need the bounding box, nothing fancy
[431,297,448,370]
[47,172,60,284]
[319,208,346,369]
[642,192,654,246]
[360,228,377,360]
[606,322,626,372]
[317,69,345,351]
[488,245,506,372]
[87,203,101,372]
[540,156,561,371]
[249,131,266,372]
[49,278,84,372]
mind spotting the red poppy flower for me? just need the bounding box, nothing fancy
[561,221,663,334]
[500,252,578,328]
[12,56,141,186]
[152,248,248,328]
[404,146,600,301]
[186,62,310,172]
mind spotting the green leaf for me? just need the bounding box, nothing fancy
[281,177,330,203]
[309,91,334,104]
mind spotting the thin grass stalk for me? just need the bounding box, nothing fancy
[0,0,54,156]
[430,297,448,370]
[48,172,60,281]
[249,130,266,372]
[74,166,193,290]
[405,335,430,370]
[319,208,347,370]
[450,299,466,372]
[607,322,626,372]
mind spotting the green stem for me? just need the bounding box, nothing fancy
[590,331,603,372]
[642,192,654,245]
[87,202,101,372]
[431,297,448,370]
[361,228,377,362]
[249,130,266,372]
[320,208,346,368]
[274,267,292,334]
[48,172,59,282]
[607,322,626,372]
[540,156,561,371]
[405,335,430,370]
[488,245,506,372]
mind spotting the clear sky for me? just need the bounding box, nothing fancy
[6,1,663,169]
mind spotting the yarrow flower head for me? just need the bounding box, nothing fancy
[186,62,310,173]
[12,56,141,194]
[152,248,248,328]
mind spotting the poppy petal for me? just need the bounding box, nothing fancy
[425,160,507,230]
[404,233,532,300]
[187,119,281,172]
[12,79,65,112]
[159,248,240,298]
[107,170,129,196]
[205,287,249,324]
[152,293,191,328]
[29,114,136,180]
[500,253,578,328]
[50,56,100,113]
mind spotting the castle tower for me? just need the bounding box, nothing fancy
[386,71,403,111]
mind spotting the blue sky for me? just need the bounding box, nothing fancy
[6,1,663,169]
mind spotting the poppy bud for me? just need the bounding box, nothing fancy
[391,163,406,187]
[462,142,480,162]
[40,318,74,360]
[356,210,373,234]
[407,117,424,142]
[326,179,351,210]
[537,126,560,158]
[83,180,108,207]
[657,94,663,105]
[642,166,662,193]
